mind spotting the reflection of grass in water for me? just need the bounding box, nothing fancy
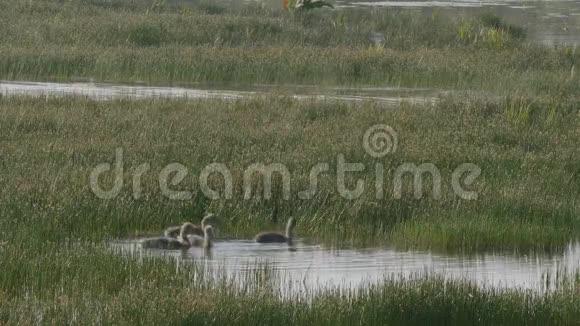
[0,0,577,96]
[0,242,578,324]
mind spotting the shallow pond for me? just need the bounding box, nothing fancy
[110,239,580,295]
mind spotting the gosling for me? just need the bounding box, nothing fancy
[141,222,194,250]
[164,213,217,238]
[186,225,214,249]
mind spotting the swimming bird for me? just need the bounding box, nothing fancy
[189,213,218,236]
[141,222,194,250]
[186,225,215,249]
[164,213,217,238]
[254,218,296,244]
[164,222,192,238]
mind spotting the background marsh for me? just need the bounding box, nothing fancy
[0,0,577,97]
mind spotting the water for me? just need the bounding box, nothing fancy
[340,0,580,46]
[110,239,580,296]
[0,80,441,105]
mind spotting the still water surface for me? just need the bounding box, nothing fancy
[111,239,580,295]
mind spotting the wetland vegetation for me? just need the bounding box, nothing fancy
[0,0,577,96]
[0,0,579,324]
[1,94,580,324]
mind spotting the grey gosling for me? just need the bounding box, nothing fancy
[141,222,195,250]
[186,225,214,249]
[164,213,217,238]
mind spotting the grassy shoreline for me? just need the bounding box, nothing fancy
[1,46,576,95]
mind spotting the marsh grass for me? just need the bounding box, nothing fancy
[0,95,579,251]
[1,93,580,324]
[0,0,578,95]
